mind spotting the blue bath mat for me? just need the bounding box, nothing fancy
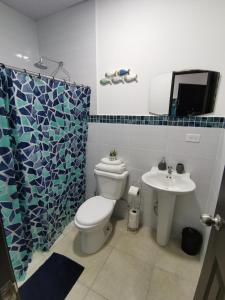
[19,252,84,300]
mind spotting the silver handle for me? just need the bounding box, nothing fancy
[200,214,225,231]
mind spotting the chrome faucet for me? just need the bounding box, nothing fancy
[168,166,173,175]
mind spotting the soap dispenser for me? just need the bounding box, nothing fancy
[158,157,167,171]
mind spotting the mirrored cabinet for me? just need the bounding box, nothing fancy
[169,70,220,117]
[149,69,220,117]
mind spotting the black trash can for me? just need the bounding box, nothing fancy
[181,227,203,256]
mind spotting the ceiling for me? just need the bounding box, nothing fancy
[1,0,85,20]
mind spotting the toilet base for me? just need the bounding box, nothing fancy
[80,222,112,254]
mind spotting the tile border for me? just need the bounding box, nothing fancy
[88,115,225,128]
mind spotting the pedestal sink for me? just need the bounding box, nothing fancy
[142,167,196,246]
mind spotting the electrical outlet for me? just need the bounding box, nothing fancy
[185,133,201,143]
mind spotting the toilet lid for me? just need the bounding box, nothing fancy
[76,196,114,226]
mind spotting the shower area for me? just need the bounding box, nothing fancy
[0,59,91,281]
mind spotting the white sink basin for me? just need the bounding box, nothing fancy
[142,167,196,246]
[142,167,196,194]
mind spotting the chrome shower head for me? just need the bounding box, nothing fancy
[33,56,71,81]
[34,58,48,70]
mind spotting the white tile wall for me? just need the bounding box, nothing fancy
[37,0,97,114]
[85,123,224,251]
[96,0,225,116]
[0,2,40,71]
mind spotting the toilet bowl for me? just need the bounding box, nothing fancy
[75,164,128,254]
[75,196,116,254]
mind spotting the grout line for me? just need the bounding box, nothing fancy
[145,265,198,300]
[86,289,109,300]
[155,264,201,285]
[89,245,114,289]
[19,223,200,300]
[90,241,155,300]
[81,284,90,300]
[113,245,158,269]
[144,265,156,300]
[65,280,90,300]
[77,278,93,290]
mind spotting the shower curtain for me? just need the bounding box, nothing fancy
[0,66,90,280]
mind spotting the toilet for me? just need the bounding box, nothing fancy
[74,161,128,254]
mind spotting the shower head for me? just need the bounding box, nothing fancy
[33,56,71,81]
[34,58,48,70]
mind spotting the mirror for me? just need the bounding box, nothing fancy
[169,70,220,117]
[149,70,220,117]
[149,73,172,115]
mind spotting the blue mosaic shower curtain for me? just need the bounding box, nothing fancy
[0,66,90,280]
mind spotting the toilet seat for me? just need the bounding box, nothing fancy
[75,196,115,227]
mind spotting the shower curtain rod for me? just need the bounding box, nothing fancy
[0,62,89,88]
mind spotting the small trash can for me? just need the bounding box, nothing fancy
[181,227,203,256]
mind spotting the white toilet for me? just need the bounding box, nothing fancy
[74,165,128,254]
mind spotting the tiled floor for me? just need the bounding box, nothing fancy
[18,218,202,300]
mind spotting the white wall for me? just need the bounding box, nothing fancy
[0,2,40,71]
[96,0,225,116]
[37,0,97,114]
[1,0,225,116]
[86,123,222,247]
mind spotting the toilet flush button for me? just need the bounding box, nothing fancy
[185,133,201,143]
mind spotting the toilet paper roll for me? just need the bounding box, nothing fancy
[128,186,140,208]
[128,186,139,197]
[128,208,140,230]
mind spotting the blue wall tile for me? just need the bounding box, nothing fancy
[88,115,225,128]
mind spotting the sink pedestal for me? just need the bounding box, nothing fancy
[142,167,196,246]
[157,191,176,246]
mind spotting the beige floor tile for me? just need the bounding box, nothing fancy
[30,251,46,264]
[111,217,128,233]
[49,222,77,251]
[49,232,66,251]
[53,231,113,287]
[114,226,161,266]
[147,267,196,300]
[92,248,153,300]
[17,251,47,287]
[26,251,47,278]
[65,281,89,300]
[85,290,107,300]
[156,239,202,283]
[63,221,78,236]
[105,226,123,247]
[17,278,27,288]
[102,217,129,248]
[17,220,201,300]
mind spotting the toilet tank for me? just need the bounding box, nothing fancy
[94,169,128,200]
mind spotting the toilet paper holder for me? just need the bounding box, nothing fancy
[128,185,141,209]
[127,185,141,231]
